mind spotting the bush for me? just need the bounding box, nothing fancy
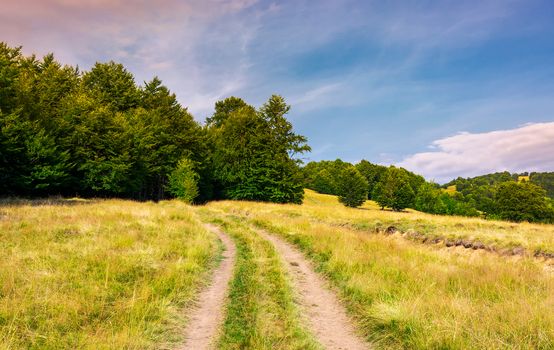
[168,158,199,203]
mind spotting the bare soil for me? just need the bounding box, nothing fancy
[256,228,371,350]
[180,224,236,350]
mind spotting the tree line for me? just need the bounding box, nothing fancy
[302,160,554,223]
[2,42,553,224]
[0,43,308,203]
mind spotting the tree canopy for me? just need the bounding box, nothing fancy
[0,42,309,204]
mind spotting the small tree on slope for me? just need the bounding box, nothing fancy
[337,166,368,208]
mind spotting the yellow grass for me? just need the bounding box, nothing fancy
[257,189,554,253]
[0,199,218,349]
[206,190,554,349]
[444,185,457,194]
[2,191,554,349]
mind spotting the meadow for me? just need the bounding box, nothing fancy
[1,191,554,349]
[0,199,218,349]
[206,190,554,349]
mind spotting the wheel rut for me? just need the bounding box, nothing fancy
[180,224,236,350]
[255,228,371,350]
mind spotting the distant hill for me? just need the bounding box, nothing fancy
[444,171,554,198]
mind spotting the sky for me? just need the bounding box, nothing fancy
[2,0,554,182]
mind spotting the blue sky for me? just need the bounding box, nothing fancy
[2,0,554,182]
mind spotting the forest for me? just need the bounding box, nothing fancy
[0,43,308,203]
[1,42,553,223]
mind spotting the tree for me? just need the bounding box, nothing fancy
[168,158,199,203]
[530,172,554,199]
[302,159,351,195]
[210,95,309,203]
[372,167,415,211]
[336,166,368,207]
[355,160,387,199]
[390,179,415,211]
[312,169,335,194]
[495,182,553,223]
[82,61,139,111]
[415,182,442,213]
[372,181,387,209]
[206,96,248,128]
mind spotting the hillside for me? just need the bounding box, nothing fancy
[2,191,553,349]
[445,171,554,198]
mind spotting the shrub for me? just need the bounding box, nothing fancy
[168,158,199,203]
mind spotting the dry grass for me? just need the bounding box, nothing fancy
[0,199,218,349]
[206,190,554,349]
[250,190,554,254]
[3,192,554,349]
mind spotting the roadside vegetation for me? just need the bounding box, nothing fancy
[206,190,554,349]
[197,208,319,350]
[0,199,218,349]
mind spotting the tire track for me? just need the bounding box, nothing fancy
[256,228,371,350]
[180,224,236,350]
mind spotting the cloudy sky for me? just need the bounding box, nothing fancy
[2,0,554,182]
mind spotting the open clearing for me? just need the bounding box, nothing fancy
[2,191,554,349]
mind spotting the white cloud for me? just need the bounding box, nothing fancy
[399,122,554,183]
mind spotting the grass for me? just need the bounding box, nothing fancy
[243,189,554,254]
[2,191,554,349]
[0,199,218,349]
[197,208,320,350]
[206,190,554,349]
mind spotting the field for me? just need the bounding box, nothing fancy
[0,199,219,349]
[1,191,554,349]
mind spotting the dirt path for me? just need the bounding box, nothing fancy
[180,224,236,350]
[256,228,370,350]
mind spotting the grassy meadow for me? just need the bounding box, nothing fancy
[206,190,554,349]
[1,190,554,349]
[0,199,219,349]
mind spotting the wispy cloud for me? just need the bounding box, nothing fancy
[399,122,554,183]
[2,0,553,170]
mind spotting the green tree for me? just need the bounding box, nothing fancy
[312,169,335,194]
[210,95,309,203]
[355,160,387,199]
[372,167,416,211]
[302,159,351,195]
[390,180,415,211]
[168,158,199,203]
[495,182,552,223]
[415,182,442,213]
[206,96,248,128]
[336,166,368,207]
[82,61,139,111]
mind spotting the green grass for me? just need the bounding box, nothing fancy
[198,208,320,350]
[207,191,554,349]
[0,199,218,349]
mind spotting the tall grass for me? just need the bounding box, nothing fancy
[198,209,320,350]
[240,189,554,254]
[0,199,218,349]
[207,192,554,349]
